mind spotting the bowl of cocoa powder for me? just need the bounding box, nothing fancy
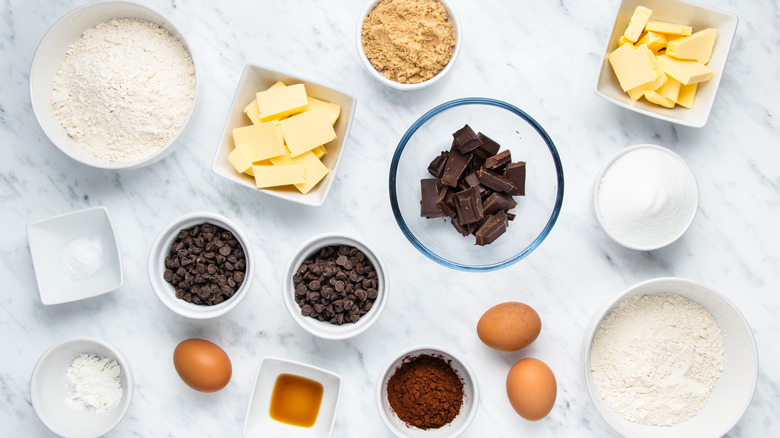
[357,0,461,90]
[376,346,478,437]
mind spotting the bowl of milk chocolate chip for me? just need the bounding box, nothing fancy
[30,2,198,169]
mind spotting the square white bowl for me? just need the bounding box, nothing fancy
[212,64,357,207]
[244,357,342,438]
[595,0,738,127]
[27,206,123,305]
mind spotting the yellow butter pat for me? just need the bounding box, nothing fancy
[270,150,330,194]
[232,122,286,162]
[303,96,341,125]
[645,21,692,36]
[311,145,327,159]
[636,31,667,53]
[624,6,653,42]
[252,164,305,188]
[608,43,657,92]
[677,82,698,108]
[657,54,712,85]
[628,69,667,101]
[667,28,717,64]
[243,81,287,125]
[644,90,675,108]
[280,107,337,157]
[256,83,308,123]
[657,76,682,102]
[228,146,253,174]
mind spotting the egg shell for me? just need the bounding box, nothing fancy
[173,338,232,392]
[476,302,541,351]
[506,358,557,421]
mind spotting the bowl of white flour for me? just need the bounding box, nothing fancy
[582,277,758,438]
[30,337,134,437]
[30,2,198,169]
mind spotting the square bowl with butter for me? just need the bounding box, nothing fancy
[212,64,356,207]
[595,0,738,127]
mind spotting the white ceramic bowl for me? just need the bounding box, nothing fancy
[244,357,341,438]
[582,277,758,438]
[593,144,698,250]
[376,346,478,438]
[357,0,462,90]
[27,206,123,305]
[594,0,738,127]
[282,233,388,340]
[30,1,198,169]
[148,212,254,319]
[212,64,356,207]
[30,337,134,438]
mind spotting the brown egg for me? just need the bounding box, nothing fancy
[506,358,557,421]
[173,338,232,392]
[476,302,541,351]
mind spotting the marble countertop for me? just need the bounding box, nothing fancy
[2,0,779,436]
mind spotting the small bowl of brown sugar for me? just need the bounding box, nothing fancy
[357,0,461,90]
[376,346,479,437]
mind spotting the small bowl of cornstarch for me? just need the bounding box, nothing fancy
[30,337,134,437]
[30,2,198,169]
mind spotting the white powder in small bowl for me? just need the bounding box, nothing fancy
[595,145,698,249]
[66,353,123,413]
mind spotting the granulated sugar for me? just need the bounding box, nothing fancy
[52,18,195,163]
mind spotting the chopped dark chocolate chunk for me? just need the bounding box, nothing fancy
[507,212,516,221]
[483,192,518,215]
[451,216,470,236]
[452,124,483,154]
[477,168,516,193]
[427,150,449,178]
[436,186,457,218]
[477,132,501,156]
[441,147,472,187]
[420,179,444,218]
[453,186,484,225]
[505,161,526,196]
[475,210,509,246]
[485,149,512,170]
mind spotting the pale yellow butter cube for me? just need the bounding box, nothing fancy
[667,28,717,64]
[280,107,337,157]
[645,21,692,36]
[636,31,667,53]
[252,164,305,188]
[623,6,653,42]
[657,54,712,85]
[257,83,308,122]
[609,44,657,92]
[228,146,253,174]
[657,76,682,102]
[677,82,698,108]
[311,145,327,159]
[303,97,341,125]
[232,122,286,162]
[270,150,330,194]
[618,35,634,47]
[628,69,667,101]
[243,81,287,125]
[644,90,675,108]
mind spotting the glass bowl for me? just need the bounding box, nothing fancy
[389,98,564,271]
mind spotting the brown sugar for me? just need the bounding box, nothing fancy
[361,0,456,84]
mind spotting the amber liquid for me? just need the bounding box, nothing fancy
[269,373,324,428]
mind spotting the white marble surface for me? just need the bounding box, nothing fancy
[1,0,779,436]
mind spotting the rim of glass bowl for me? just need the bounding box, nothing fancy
[388,97,564,272]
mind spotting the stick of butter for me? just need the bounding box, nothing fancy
[623,6,653,42]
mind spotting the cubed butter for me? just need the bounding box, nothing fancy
[232,122,286,162]
[270,150,330,194]
[257,83,308,122]
[645,21,692,36]
[609,43,657,92]
[667,28,717,64]
[311,145,327,159]
[228,146,253,174]
[657,76,682,102]
[628,69,667,101]
[243,81,287,125]
[623,6,653,42]
[279,107,337,157]
[303,96,341,125]
[618,35,634,47]
[677,82,698,108]
[636,31,667,53]
[252,164,305,188]
[644,90,675,108]
[657,54,712,85]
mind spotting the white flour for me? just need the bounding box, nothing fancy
[52,18,195,163]
[66,353,123,413]
[590,293,724,426]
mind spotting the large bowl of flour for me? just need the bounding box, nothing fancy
[30,2,198,169]
[582,277,758,438]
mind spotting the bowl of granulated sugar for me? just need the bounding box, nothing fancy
[30,2,198,169]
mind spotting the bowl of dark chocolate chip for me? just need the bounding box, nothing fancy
[282,233,388,340]
[389,97,564,271]
[148,212,253,319]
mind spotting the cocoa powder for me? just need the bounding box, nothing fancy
[386,354,464,429]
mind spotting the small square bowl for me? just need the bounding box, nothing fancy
[26,206,123,305]
[244,357,342,438]
[212,64,357,207]
[595,0,738,127]
[30,337,134,438]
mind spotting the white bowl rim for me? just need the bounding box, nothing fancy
[147,211,254,319]
[592,144,699,251]
[282,232,389,340]
[581,276,759,437]
[30,336,134,437]
[356,0,462,90]
[29,0,200,170]
[375,344,479,437]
